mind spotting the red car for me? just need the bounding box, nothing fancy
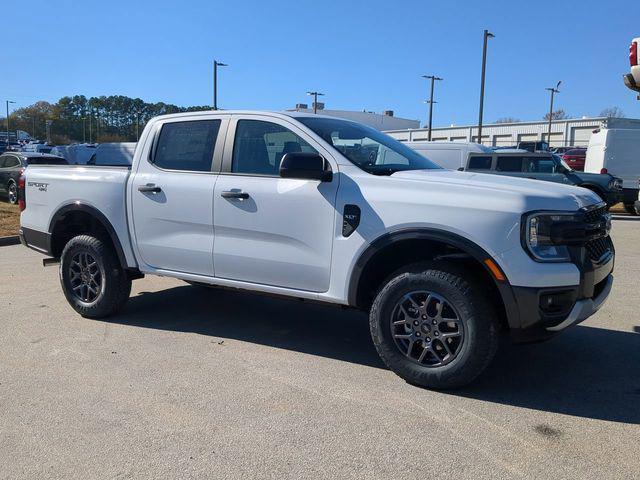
[562,148,587,171]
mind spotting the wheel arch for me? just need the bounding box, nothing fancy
[48,203,128,269]
[347,228,520,330]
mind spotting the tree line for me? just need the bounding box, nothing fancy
[3,95,210,144]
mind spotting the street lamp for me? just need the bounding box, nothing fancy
[421,75,443,141]
[545,81,562,146]
[477,29,494,144]
[5,100,15,145]
[306,91,325,114]
[213,60,228,110]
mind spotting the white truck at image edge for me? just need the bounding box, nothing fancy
[18,111,614,389]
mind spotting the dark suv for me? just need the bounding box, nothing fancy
[0,152,67,204]
[466,151,623,208]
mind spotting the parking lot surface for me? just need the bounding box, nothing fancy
[1,218,639,479]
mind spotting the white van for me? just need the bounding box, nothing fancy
[406,141,493,170]
[585,128,640,213]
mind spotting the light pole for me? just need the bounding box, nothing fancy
[546,81,562,145]
[306,91,325,114]
[422,75,442,141]
[6,100,15,145]
[213,60,228,110]
[477,29,494,144]
[135,112,140,141]
[82,117,86,143]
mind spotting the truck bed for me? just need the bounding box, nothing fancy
[20,165,135,265]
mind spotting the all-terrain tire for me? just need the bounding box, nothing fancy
[60,235,131,318]
[370,262,499,389]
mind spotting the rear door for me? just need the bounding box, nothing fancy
[212,114,338,292]
[0,156,8,194]
[130,115,228,276]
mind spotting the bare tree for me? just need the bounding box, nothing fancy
[599,106,625,118]
[495,117,521,124]
[543,109,568,121]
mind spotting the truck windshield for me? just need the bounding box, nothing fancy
[297,117,441,175]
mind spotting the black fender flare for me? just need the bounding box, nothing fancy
[347,228,520,327]
[48,202,129,269]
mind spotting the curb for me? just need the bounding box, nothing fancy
[0,236,20,247]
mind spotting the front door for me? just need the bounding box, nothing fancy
[213,115,338,292]
[130,116,227,276]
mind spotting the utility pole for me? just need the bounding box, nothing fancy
[477,29,494,144]
[306,91,325,114]
[5,100,15,144]
[88,112,92,144]
[213,60,228,110]
[135,112,140,141]
[82,117,86,143]
[546,81,562,145]
[422,75,442,141]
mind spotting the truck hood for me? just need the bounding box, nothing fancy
[390,169,601,211]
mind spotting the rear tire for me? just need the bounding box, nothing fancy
[369,262,499,389]
[60,235,131,318]
[7,180,18,204]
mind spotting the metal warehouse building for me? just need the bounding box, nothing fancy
[385,117,640,147]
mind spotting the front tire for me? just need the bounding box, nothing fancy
[624,203,640,216]
[369,262,499,389]
[60,235,131,318]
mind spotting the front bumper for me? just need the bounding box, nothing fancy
[508,232,614,343]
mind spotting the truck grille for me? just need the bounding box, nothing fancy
[583,204,613,262]
[586,236,613,262]
[583,205,607,223]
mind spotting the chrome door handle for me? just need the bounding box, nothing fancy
[221,191,249,199]
[138,184,162,193]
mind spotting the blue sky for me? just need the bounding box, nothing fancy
[3,0,639,126]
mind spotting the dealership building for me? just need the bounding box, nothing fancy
[384,116,640,147]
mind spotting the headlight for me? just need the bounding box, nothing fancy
[523,212,581,262]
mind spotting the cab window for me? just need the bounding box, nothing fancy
[232,120,316,176]
[523,157,556,173]
[496,156,523,172]
[468,155,492,170]
[153,120,220,172]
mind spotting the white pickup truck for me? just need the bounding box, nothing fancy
[18,111,615,388]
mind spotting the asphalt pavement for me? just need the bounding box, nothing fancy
[1,217,639,479]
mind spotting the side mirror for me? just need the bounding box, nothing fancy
[280,152,332,181]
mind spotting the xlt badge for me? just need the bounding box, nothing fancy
[342,204,361,237]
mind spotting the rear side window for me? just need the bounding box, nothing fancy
[232,120,316,176]
[468,155,492,170]
[153,120,220,172]
[496,156,523,172]
[2,156,21,168]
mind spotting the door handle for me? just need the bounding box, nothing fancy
[221,190,249,200]
[138,184,162,193]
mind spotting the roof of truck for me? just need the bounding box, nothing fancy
[147,110,357,122]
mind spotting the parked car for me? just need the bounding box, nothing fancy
[585,128,640,214]
[623,37,640,92]
[23,142,54,154]
[86,142,136,166]
[561,148,587,171]
[19,111,614,389]
[465,150,623,207]
[405,141,492,169]
[517,140,549,152]
[0,152,67,204]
